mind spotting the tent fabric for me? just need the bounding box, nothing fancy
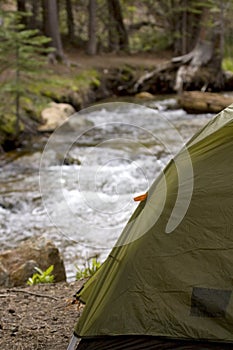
[74,104,233,344]
[76,336,233,350]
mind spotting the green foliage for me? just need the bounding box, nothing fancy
[130,27,170,53]
[223,57,233,72]
[0,9,52,136]
[27,265,55,285]
[76,258,101,280]
[0,112,19,134]
[74,69,100,89]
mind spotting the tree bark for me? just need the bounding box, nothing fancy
[42,0,64,61]
[28,0,40,29]
[17,0,27,27]
[17,0,26,13]
[133,4,226,95]
[160,1,204,56]
[87,0,97,55]
[181,0,187,55]
[172,5,225,92]
[66,0,75,43]
[107,0,119,51]
[107,0,128,52]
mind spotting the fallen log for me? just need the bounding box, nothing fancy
[178,91,233,114]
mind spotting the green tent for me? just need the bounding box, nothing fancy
[72,104,233,349]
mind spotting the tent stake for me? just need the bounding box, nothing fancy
[67,334,79,350]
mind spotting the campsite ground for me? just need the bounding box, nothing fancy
[0,281,84,350]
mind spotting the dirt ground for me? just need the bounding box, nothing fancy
[70,50,171,68]
[0,281,84,350]
[53,48,172,74]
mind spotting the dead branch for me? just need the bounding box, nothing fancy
[5,288,59,301]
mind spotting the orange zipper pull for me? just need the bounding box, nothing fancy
[134,192,148,202]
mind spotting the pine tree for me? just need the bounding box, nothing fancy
[0,10,52,136]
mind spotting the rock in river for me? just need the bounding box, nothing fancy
[38,102,76,132]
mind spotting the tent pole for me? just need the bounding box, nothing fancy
[67,334,79,350]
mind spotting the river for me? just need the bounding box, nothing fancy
[0,99,213,280]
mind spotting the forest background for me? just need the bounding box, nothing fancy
[0,0,233,150]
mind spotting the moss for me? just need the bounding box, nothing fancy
[21,96,48,122]
[0,112,24,136]
[73,69,100,90]
[25,68,100,108]
[91,77,101,88]
[223,57,233,72]
[0,66,101,147]
[0,115,16,135]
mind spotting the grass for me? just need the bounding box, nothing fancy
[222,56,233,72]
[75,257,101,280]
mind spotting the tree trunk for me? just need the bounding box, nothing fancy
[28,0,40,29]
[133,2,226,94]
[87,0,97,55]
[167,1,206,56]
[181,0,187,55]
[15,43,20,136]
[42,0,64,61]
[66,0,75,43]
[172,5,225,91]
[17,0,26,13]
[107,0,128,52]
[17,0,28,27]
[107,0,119,51]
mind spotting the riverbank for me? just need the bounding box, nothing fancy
[0,51,171,151]
[1,49,233,151]
[0,280,83,350]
